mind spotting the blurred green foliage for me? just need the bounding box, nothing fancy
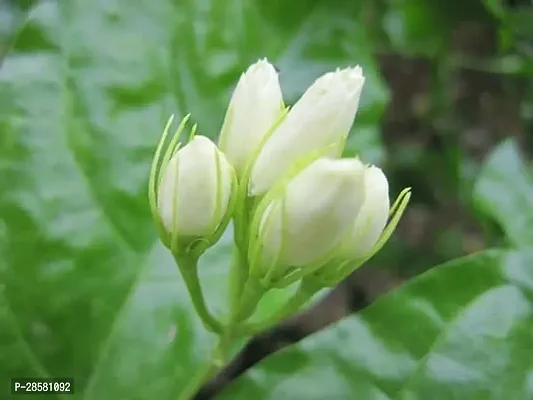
[1,0,532,398]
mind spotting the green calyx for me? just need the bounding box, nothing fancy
[148,113,189,249]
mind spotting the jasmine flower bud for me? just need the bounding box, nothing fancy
[250,157,366,282]
[249,66,365,196]
[218,58,284,175]
[157,135,234,238]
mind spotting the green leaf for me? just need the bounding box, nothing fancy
[483,0,506,19]
[0,0,386,398]
[381,0,488,58]
[383,0,449,57]
[0,0,230,397]
[473,139,533,248]
[0,0,38,60]
[222,249,533,399]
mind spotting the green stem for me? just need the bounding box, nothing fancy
[241,279,320,335]
[175,255,222,334]
[228,245,248,319]
[177,335,230,400]
[234,278,266,322]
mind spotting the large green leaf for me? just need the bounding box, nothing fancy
[0,0,385,398]
[474,139,533,249]
[222,249,533,399]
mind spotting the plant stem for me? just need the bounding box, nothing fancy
[234,278,265,322]
[241,279,320,335]
[175,255,222,334]
[228,245,248,318]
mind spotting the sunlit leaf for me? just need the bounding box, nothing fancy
[474,139,533,249]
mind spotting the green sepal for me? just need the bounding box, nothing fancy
[159,114,191,187]
[148,114,191,248]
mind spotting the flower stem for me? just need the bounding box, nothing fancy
[240,279,320,335]
[228,245,248,318]
[234,278,266,322]
[175,254,222,334]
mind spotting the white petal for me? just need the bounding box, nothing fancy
[345,166,390,258]
[219,59,283,174]
[259,158,366,267]
[157,136,233,236]
[249,66,365,196]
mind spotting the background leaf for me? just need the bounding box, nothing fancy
[222,249,533,399]
[474,139,533,249]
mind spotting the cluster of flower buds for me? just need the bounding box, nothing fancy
[149,58,410,295]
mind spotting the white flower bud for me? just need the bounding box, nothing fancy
[157,135,234,237]
[343,166,390,259]
[249,66,365,196]
[218,58,284,175]
[253,158,366,274]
